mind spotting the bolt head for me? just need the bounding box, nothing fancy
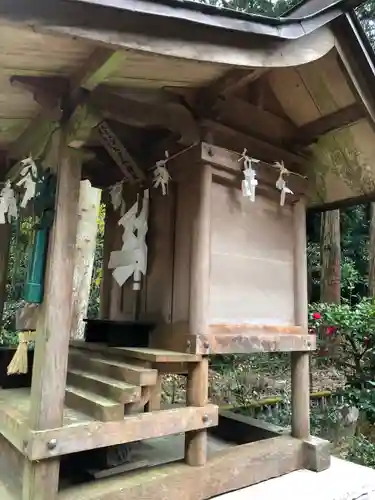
[203,341,209,349]
[47,439,57,450]
[202,414,209,424]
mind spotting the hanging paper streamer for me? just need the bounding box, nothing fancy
[239,149,259,202]
[108,189,149,290]
[153,151,171,196]
[110,182,124,212]
[275,161,294,206]
[0,181,18,224]
[17,157,38,208]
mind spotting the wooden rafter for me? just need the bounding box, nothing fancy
[296,103,365,145]
[91,88,199,146]
[70,47,126,91]
[221,68,268,96]
[213,95,297,143]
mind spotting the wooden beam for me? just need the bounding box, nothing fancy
[25,404,218,461]
[296,103,365,144]
[197,68,266,106]
[213,96,297,143]
[59,436,304,500]
[91,89,200,146]
[185,328,316,354]
[70,47,125,91]
[223,68,267,95]
[96,120,145,182]
[23,130,82,500]
[202,120,306,166]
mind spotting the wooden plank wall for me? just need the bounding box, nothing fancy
[141,187,176,323]
[208,180,295,326]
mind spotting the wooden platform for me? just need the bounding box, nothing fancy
[0,387,218,461]
[58,435,304,500]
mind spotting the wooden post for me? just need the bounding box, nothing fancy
[23,128,82,500]
[0,223,11,326]
[185,357,209,466]
[184,158,210,465]
[188,163,212,343]
[146,372,162,412]
[291,199,310,439]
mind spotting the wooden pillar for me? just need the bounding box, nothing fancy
[146,372,162,412]
[188,163,212,342]
[185,357,208,466]
[291,199,310,439]
[0,223,11,326]
[23,129,82,500]
[184,159,210,465]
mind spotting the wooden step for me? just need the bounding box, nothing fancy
[67,369,141,404]
[114,347,202,363]
[70,341,201,363]
[65,386,124,422]
[68,350,158,387]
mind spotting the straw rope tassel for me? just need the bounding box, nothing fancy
[7,331,36,375]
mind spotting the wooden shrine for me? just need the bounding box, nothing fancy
[0,0,374,499]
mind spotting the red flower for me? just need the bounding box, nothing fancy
[312,312,321,320]
[326,326,336,336]
[364,337,370,347]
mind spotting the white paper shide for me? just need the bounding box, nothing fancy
[239,149,259,202]
[275,161,294,206]
[0,180,18,224]
[108,189,149,290]
[17,157,38,209]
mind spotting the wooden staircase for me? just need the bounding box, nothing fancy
[66,345,159,421]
